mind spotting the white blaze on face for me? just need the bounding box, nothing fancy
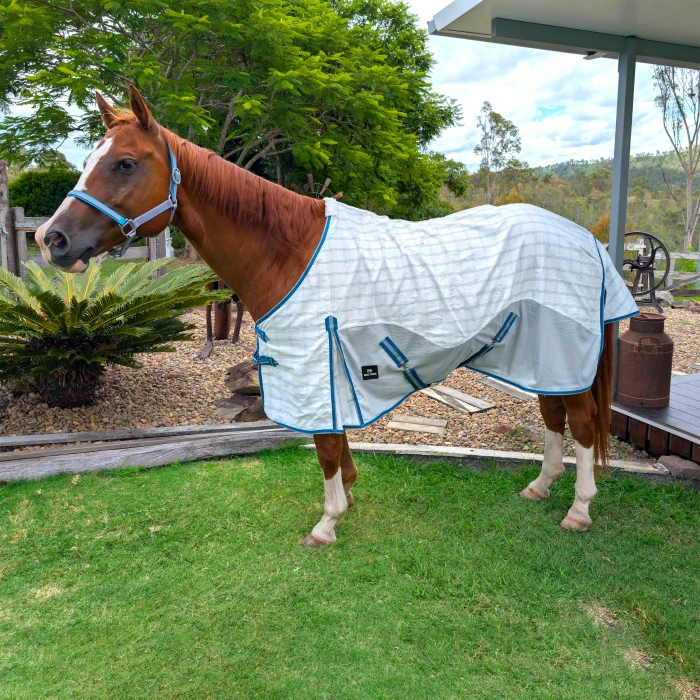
[36,137,114,263]
[74,136,113,192]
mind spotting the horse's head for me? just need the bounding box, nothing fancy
[36,86,176,272]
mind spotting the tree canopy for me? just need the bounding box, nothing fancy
[0,0,464,218]
[473,101,524,204]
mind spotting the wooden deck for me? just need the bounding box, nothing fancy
[611,374,700,463]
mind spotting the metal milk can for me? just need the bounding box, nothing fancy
[615,313,674,408]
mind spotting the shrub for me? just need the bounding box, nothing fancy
[590,214,610,243]
[494,188,526,206]
[170,227,187,249]
[9,170,80,216]
[0,260,230,408]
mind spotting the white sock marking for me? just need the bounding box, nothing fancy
[566,441,597,524]
[311,470,348,544]
[527,428,565,497]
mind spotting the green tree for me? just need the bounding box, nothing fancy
[0,0,459,217]
[473,101,525,204]
[630,176,651,191]
[389,151,469,220]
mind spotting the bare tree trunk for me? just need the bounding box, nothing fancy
[686,172,695,251]
[276,154,284,187]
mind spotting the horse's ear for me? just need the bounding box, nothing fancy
[95,92,118,129]
[129,85,154,132]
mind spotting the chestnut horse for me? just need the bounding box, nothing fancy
[37,87,613,545]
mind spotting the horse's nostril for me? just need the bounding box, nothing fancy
[44,230,70,251]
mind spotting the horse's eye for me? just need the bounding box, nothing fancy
[118,159,136,172]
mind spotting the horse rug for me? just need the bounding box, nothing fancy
[254,199,638,434]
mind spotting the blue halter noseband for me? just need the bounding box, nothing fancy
[66,144,181,257]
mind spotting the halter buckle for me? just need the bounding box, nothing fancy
[120,220,138,238]
[172,168,181,185]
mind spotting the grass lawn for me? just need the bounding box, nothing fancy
[1,448,698,699]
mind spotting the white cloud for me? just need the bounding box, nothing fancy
[407,0,671,170]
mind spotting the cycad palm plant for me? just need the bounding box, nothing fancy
[0,260,230,408]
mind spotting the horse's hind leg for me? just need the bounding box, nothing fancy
[302,433,349,548]
[560,391,598,532]
[340,432,358,506]
[521,395,566,501]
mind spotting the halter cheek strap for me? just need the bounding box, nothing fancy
[66,144,181,257]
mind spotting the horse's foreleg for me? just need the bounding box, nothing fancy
[521,395,566,501]
[302,433,348,548]
[560,392,598,532]
[340,432,358,506]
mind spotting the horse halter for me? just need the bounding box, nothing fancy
[66,144,181,257]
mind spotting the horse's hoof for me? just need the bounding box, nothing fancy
[520,485,548,501]
[346,491,355,507]
[560,514,591,532]
[302,533,333,548]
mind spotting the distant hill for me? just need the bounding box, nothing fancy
[534,151,691,191]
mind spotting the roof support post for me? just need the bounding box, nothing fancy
[609,37,637,273]
[609,37,637,392]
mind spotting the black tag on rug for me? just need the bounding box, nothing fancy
[362,365,379,380]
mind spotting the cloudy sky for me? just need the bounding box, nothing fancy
[409,0,670,170]
[36,0,673,172]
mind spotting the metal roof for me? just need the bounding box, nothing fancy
[428,0,700,68]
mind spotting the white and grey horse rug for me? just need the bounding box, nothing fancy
[253,199,638,433]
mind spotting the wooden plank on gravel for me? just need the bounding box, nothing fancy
[0,429,304,482]
[387,414,447,435]
[431,385,493,410]
[420,386,493,414]
[474,376,537,401]
[0,420,277,449]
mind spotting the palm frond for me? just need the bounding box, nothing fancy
[34,290,70,332]
[0,299,59,334]
[0,266,41,311]
[114,259,175,298]
[23,261,52,296]
[54,267,76,306]
[68,297,91,327]
[81,291,128,326]
[138,264,218,296]
[100,262,138,295]
[73,262,102,302]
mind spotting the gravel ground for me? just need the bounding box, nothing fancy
[1,307,697,462]
[0,308,256,438]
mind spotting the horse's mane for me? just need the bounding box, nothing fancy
[110,111,325,258]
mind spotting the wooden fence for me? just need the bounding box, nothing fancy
[666,251,700,295]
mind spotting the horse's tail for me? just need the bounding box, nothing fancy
[592,323,614,472]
